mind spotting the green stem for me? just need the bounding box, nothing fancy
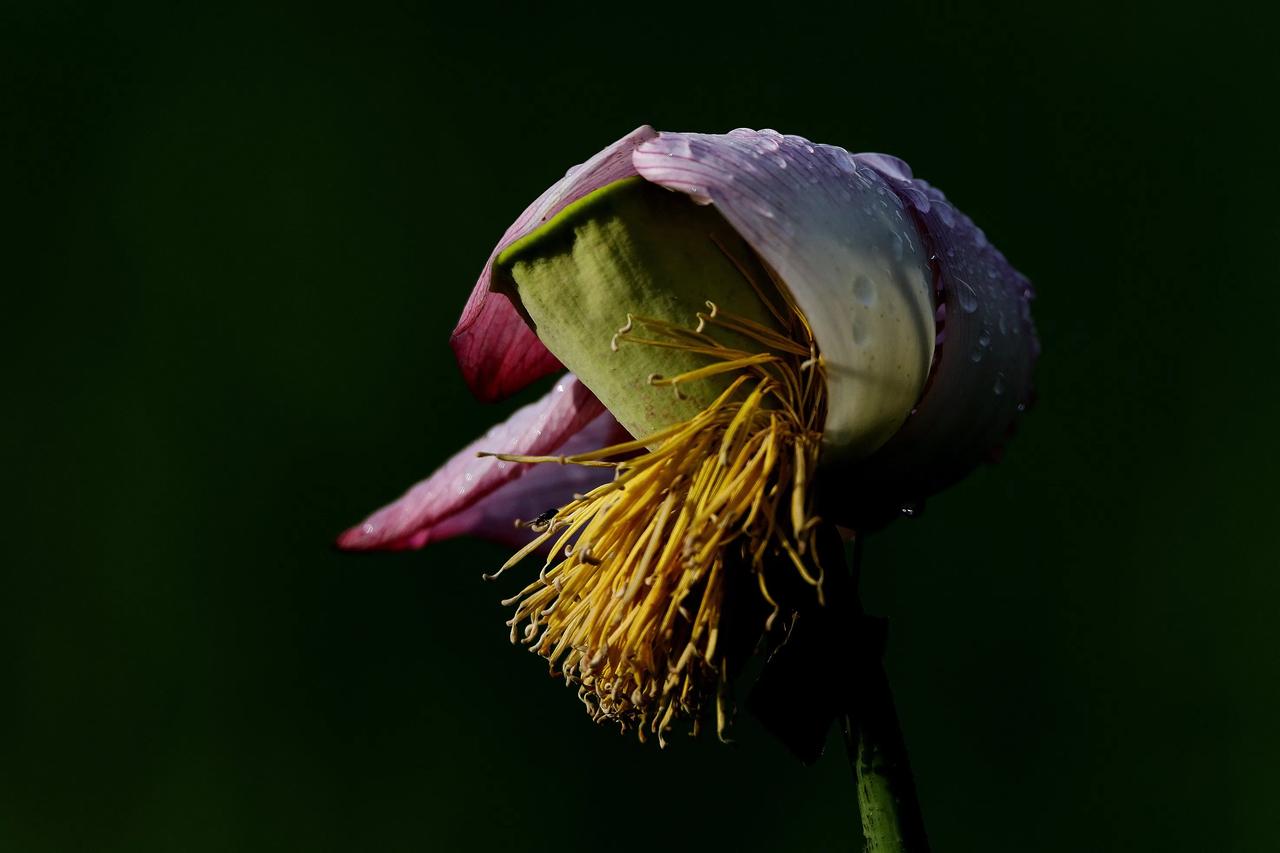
[834,534,931,853]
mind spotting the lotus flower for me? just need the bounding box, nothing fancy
[339,126,1036,747]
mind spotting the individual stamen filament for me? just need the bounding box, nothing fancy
[487,291,827,743]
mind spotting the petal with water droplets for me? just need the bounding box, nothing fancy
[843,158,1038,510]
[337,375,608,551]
[634,130,936,463]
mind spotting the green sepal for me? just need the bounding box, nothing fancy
[496,177,784,439]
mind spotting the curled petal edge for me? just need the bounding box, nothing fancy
[450,126,659,402]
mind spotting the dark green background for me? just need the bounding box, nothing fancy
[5,3,1277,851]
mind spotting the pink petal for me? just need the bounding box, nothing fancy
[337,375,606,551]
[399,411,631,550]
[450,125,659,402]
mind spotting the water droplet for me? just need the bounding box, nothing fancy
[891,232,905,261]
[978,329,992,348]
[1016,402,1027,412]
[900,501,923,518]
[852,275,876,305]
[993,373,1006,395]
[662,136,693,159]
[957,280,979,313]
[969,346,984,363]
[361,523,375,535]
[851,318,869,345]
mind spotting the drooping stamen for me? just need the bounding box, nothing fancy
[484,292,826,745]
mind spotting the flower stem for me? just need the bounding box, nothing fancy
[834,534,931,853]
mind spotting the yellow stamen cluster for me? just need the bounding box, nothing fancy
[482,291,826,745]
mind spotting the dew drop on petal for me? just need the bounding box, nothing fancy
[993,373,1007,395]
[852,275,876,305]
[957,280,979,313]
[664,136,693,158]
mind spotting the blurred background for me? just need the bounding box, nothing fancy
[4,2,1278,850]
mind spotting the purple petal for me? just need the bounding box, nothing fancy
[337,374,606,551]
[850,157,1038,503]
[402,411,630,549]
[451,126,659,402]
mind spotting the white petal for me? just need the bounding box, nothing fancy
[634,130,935,463]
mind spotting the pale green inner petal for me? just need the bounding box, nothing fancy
[495,177,785,439]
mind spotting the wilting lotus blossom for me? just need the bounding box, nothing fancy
[339,126,1036,748]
